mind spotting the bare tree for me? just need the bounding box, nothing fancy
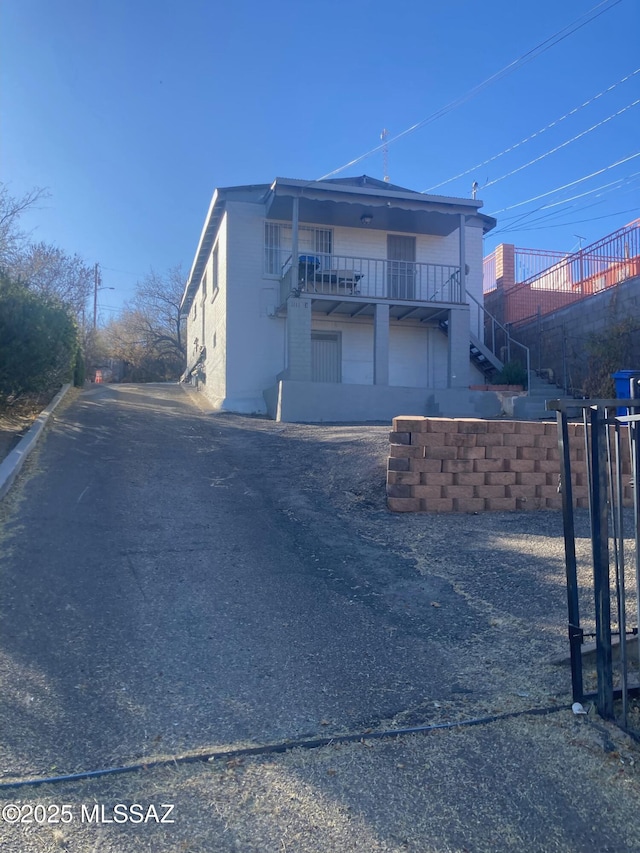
[0,183,93,322]
[0,183,49,270]
[11,241,93,319]
[102,266,186,381]
[132,265,186,362]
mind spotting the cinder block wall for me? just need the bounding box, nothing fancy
[387,417,632,513]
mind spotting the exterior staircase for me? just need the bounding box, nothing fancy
[438,318,503,381]
[513,371,561,420]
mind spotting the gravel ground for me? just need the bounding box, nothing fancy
[1,383,640,852]
[1,713,639,853]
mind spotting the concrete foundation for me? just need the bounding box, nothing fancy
[263,380,502,423]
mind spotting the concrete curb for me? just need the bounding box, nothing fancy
[0,384,72,501]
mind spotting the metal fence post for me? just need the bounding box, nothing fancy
[590,406,614,719]
[556,409,583,702]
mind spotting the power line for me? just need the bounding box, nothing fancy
[495,172,640,228]
[316,0,623,182]
[425,67,640,192]
[495,171,640,224]
[494,207,640,234]
[488,168,640,232]
[482,99,640,189]
[488,171,640,235]
[488,152,640,215]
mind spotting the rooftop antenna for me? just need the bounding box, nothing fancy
[381,128,390,182]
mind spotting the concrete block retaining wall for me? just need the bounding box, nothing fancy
[387,416,632,513]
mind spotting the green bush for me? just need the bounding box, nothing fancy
[0,273,79,401]
[491,360,528,389]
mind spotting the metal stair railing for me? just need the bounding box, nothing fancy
[467,290,531,389]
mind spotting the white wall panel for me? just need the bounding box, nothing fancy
[389,324,430,388]
[312,317,373,385]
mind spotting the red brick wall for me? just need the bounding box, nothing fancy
[387,417,631,513]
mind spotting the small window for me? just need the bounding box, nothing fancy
[211,246,219,298]
[201,270,207,300]
[264,222,281,275]
[212,332,217,349]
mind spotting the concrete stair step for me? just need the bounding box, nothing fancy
[513,396,553,420]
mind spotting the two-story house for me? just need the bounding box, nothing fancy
[180,175,500,422]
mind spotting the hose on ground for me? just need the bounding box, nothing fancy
[0,702,570,791]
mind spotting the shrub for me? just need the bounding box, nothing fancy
[491,360,528,389]
[73,346,85,386]
[0,273,79,401]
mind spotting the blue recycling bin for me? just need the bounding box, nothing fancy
[612,370,640,416]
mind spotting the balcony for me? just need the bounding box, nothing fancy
[279,254,463,308]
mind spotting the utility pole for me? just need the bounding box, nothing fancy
[93,263,100,329]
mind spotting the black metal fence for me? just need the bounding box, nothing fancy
[551,396,640,729]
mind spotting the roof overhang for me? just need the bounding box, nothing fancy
[180,189,225,314]
[180,176,496,314]
[180,183,271,315]
[265,177,496,238]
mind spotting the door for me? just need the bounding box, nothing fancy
[311,332,341,383]
[387,235,416,299]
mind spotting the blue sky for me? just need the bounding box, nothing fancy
[1,0,638,317]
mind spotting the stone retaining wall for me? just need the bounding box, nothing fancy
[387,416,632,513]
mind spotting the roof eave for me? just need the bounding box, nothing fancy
[180,189,225,314]
[270,176,484,212]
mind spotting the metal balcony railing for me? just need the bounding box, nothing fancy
[279,254,463,305]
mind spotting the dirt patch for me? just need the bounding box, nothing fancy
[0,392,60,463]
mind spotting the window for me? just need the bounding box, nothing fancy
[211,246,219,299]
[264,222,332,275]
[264,222,281,276]
[201,269,207,300]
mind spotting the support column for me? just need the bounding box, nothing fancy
[458,213,467,300]
[447,304,470,388]
[373,302,390,385]
[285,296,312,381]
[291,196,299,282]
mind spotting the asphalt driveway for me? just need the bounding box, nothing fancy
[1,382,640,852]
[0,383,468,777]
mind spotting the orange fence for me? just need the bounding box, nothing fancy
[483,220,640,326]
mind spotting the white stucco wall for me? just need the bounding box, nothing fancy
[330,224,462,267]
[193,215,228,407]
[221,200,285,412]
[310,316,451,390]
[389,324,430,388]
[311,317,373,384]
